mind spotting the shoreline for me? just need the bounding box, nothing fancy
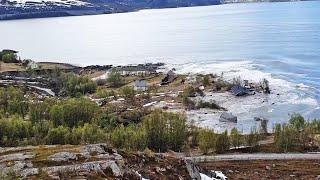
[1,59,319,133]
[0,0,314,21]
[1,59,320,179]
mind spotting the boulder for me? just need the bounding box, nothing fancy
[80,144,108,158]
[48,152,77,162]
[44,160,123,178]
[219,112,237,123]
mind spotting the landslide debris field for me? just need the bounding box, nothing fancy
[199,159,320,180]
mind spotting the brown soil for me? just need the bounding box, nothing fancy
[0,62,25,72]
[199,160,320,180]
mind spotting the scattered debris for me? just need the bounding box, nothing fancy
[219,112,237,123]
[134,79,148,91]
[161,70,177,85]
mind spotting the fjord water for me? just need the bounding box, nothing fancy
[1,1,320,130]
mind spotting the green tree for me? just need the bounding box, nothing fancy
[81,123,105,144]
[4,87,29,119]
[121,86,136,101]
[198,128,216,154]
[203,75,210,86]
[45,126,70,145]
[49,98,98,128]
[274,124,298,152]
[167,112,187,151]
[32,120,52,145]
[245,128,260,152]
[111,124,147,151]
[289,114,305,131]
[0,117,32,146]
[215,130,230,154]
[230,128,242,148]
[2,53,18,63]
[107,71,124,88]
[29,100,53,123]
[111,125,126,149]
[143,110,187,152]
[60,73,97,97]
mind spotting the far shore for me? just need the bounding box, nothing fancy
[0,0,315,21]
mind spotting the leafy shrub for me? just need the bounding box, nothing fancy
[143,110,187,152]
[111,124,147,151]
[45,126,70,145]
[60,73,97,97]
[198,128,216,154]
[107,71,124,88]
[49,98,98,127]
[0,117,33,146]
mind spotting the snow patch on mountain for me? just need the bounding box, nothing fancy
[2,0,92,7]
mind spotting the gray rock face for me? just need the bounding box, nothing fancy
[0,152,34,162]
[219,112,237,123]
[44,160,123,178]
[13,161,27,171]
[48,152,77,162]
[0,160,38,178]
[20,168,39,178]
[0,146,33,154]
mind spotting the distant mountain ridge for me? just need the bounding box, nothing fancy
[0,0,307,20]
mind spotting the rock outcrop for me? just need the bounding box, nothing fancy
[0,144,191,179]
[44,160,122,178]
[48,152,77,162]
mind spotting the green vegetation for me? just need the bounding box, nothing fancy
[198,129,216,154]
[0,87,29,118]
[95,87,116,98]
[0,86,187,151]
[49,98,98,127]
[0,85,320,155]
[0,117,32,146]
[107,71,124,88]
[0,50,19,63]
[143,110,187,152]
[60,73,97,97]
[274,114,319,152]
[202,75,210,86]
[197,129,231,154]
[230,127,242,148]
[111,124,147,151]
[121,86,136,101]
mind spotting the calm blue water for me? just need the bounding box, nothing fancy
[1,1,320,125]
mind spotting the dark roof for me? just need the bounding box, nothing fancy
[231,85,250,96]
[1,49,18,54]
